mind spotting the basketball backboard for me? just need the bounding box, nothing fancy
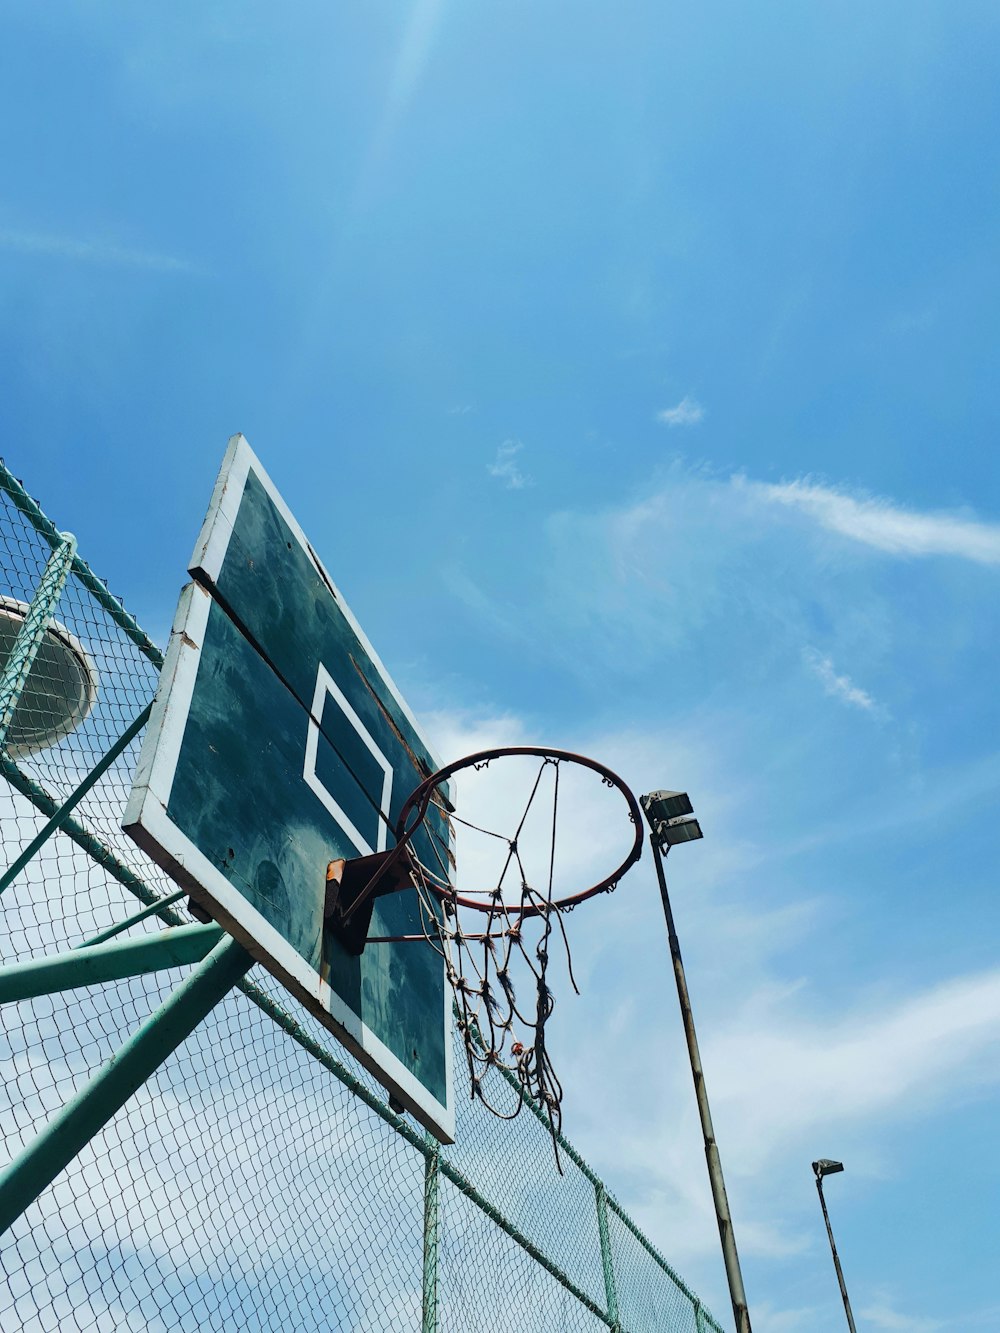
[124,436,454,1141]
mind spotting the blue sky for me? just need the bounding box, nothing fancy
[3,2,1000,1328]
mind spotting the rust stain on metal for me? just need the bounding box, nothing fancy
[349,654,432,779]
[348,656,456,867]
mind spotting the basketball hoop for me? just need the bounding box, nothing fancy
[350,746,644,1162]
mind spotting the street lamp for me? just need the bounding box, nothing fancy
[812,1159,857,1333]
[640,791,752,1333]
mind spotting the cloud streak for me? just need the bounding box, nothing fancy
[860,1291,947,1331]
[657,395,705,427]
[0,227,196,273]
[803,647,879,714]
[709,968,1000,1169]
[749,478,1000,565]
[487,439,530,490]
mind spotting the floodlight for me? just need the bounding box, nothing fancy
[660,816,703,846]
[641,790,693,823]
[813,1159,844,1179]
[640,791,703,851]
[0,596,98,756]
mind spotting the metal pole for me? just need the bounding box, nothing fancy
[595,1180,621,1331]
[815,1176,857,1333]
[421,1132,440,1333]
[0,933,252,1237]
[75,889,187,949]
[649,834,752,1333]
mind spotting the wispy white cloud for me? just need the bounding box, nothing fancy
[447,403,475,416]
[438,568,530,645]
[715,968,1000,1162]
[487,439,530,490]
[571,952,1000,1277]
[746,1302,824,1332]
[747,477,1000,565]
[657,395,705,427]
[0,227,196,272]
[803,647,879,714]
[492,464,1000,696]
[860,1290,947,1331]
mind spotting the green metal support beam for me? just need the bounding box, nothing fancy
[0,922,223,1004]
[0,753,185,919]
[75,889,187,949]
[0,702,152,897]
[0,932,252,1238]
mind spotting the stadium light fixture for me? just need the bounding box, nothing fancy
[640,790,703,850]
[813,1159,844,1179]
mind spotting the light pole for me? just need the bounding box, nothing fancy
[640,791,752,1333]
[812,1159,857,1333]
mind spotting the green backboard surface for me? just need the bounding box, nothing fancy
[124,436,454,1140]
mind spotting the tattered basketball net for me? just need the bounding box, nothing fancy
[389,747,643,1162]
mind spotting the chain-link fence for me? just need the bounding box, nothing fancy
[0,459,724,1333]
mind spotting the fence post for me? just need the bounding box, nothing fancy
[422,1133,440,1333]
[0,532,76,748]
[596,1181,621,1331]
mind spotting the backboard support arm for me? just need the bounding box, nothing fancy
[324,847,417,955]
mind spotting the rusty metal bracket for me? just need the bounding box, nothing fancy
[324,847,417,956]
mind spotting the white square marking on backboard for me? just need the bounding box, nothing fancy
[303,662,393,856]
